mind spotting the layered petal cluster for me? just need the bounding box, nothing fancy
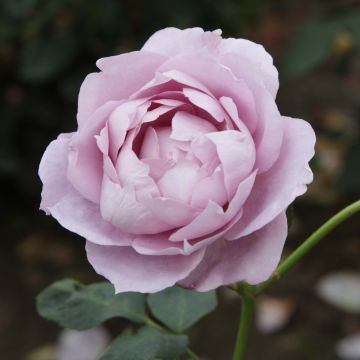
[39,28,316,293]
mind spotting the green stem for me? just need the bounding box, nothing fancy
[144,317,164,331]
[232,295,254,360]
[256,199,360,294]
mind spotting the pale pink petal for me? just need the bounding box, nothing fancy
[50,189,133,246]
[161,69,212,95]
[157,160,201,203]
[170,171,257,241]
[139,127,160,159]
[218,39,279,98]
[100,175,172,235]
[190,166,228,208]
[86,241,205,293]
[183,88,225,122]
[219,96,252,136]
[171,111,217,141]
[155,127,187,161]
[77,52,166,127]
[178,212,287,291]
[132,232,184,256]
[158,54,257,132]
[251,89,283,173]
[225,117,315,240]
[141,27,221,57]
[190,135,217,164]
[142,104,178,123]
[39,133,74,212]
[141,158,175,181]
[143,197,200,227]
[116,130,160,199]
[206,130,256,198]
[107,99,147,160]
[220,54,283,173]
[40,132,133,246]
[68,101,121,203]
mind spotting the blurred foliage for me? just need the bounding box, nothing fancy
[283,11,360,79]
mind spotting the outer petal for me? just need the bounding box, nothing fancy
[68,101,121,203]
[39,134,132,246]
[218,39,279,98]
[85,241,205,293]
[220,54,283,173]
[178,212,287,291]
[50,190,133,246]
[225,117,315,240]
[141,27,221,57]
[77,51,166,127]
[39,133,74,212]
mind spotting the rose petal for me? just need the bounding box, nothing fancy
[100,175,171,235]
[218,39,279,98]
[143,197,200,227]
[157,159,201,204]
[77,51,166,127]
[40,132,132,246]
[86,241,205,293]
[170,171,257,241]
[171,111,218,141]
[158,54,257,132]
[225,116,315,240]
[39,133,74,212]
[206,130,256,198]
[68,101,121,203]
[141,27,221,57]
[139,127,160,159]
[178,212,287,291]
[191,165,228,208]
[183,88,225,122]
[132,232,185,256]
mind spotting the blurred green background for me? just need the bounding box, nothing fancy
[1,0,359,359]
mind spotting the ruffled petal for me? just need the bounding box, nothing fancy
[39,132,132,246]
[77,51,166,127]
[218,39,279,98]
[157,159,201,204]
[39,133,74,212]
[178,212,287,291]
[225,116,315,240]
[100,175,171,235]
[141,27,221,57]
[206,130,256,198]
[171,111,217,141]
[68,101,121,203]
[169,171,257,241]
[86,241,205,293]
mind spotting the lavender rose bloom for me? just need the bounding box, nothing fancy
[39,28,315,293]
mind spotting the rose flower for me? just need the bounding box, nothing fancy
[39,28,315,293]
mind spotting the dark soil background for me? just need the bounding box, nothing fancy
[1,0,359,359]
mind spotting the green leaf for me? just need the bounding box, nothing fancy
[147,286,217,333]
[282,18,338,79]
[100,327,188,360]
[37,279,147,330]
